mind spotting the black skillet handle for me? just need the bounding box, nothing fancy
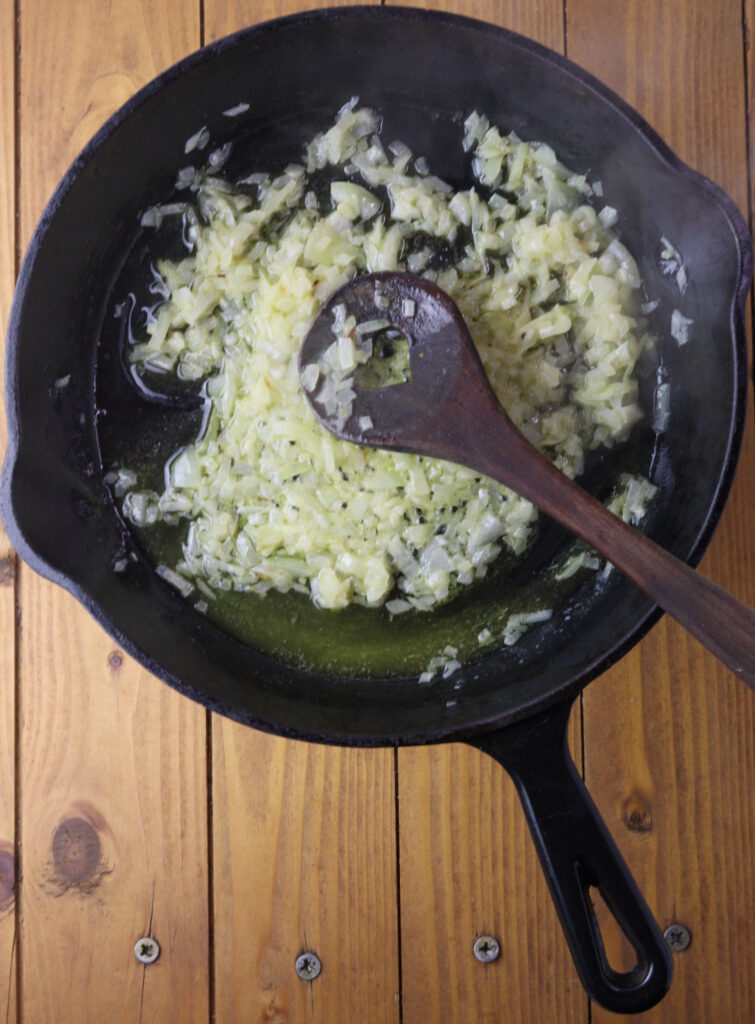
[468,697,672,1014]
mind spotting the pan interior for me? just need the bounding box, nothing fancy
[4,9,747,741]
[96,119,649,682]
[96,95,654,678]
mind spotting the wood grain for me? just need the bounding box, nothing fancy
[203,0,372,44]
[212,726,399,1023]
[568,0,755,1020]
[16,2,210,1021]
[398,732,587,1024]
[0,0,17,1019]
[385,0,564,43]
[204,6,400,1022]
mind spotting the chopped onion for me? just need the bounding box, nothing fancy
[223,102,250,117]
[502,609,551,645]
[301,363,320,392]
[554,552,587,580]
[653,382,670,430]
[184,126,210,154]
[670,308,693,345]
[156,564,194,597]
[518,609,552,625]
[208,143,233,170]
[140,203,187,229]
[355,318,391,335]
[119,102,653,625]
[442,659,461,678]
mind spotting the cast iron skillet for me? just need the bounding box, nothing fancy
[1,7,751,1014]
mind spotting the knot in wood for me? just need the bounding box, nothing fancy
[52,817,101,884]
[622,792,653,833]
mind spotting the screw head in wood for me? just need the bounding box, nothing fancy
[295,952,322,980]
[134,937,160,964]
[473,935,500,963]
[664,923,691,952]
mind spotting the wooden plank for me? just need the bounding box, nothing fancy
[384,0,565,44]
[204,0,370,44]
[16,2,210,1021]
[205,6,400,1021]
[0,0,17,1018]
[212,726,399,1023]
[387,3,586,1022]
[568,1,755,1020]
[398,733,586,1024]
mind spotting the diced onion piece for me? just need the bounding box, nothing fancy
[653,382,670,431]
[518,609,552,625]
[554,551,587,580]
[209,143,233,170]
[223,102,250,117]
[670,308,693,345]
[301,363,320,392]
[355,318,391,336]
[184,126,210,154]
[660,235,678,260]
[156,564,194,597]
[140,203,187,229]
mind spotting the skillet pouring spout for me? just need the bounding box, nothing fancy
[300,271,755,691]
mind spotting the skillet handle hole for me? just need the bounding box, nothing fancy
[588,883,645,977]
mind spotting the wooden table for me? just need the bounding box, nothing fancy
[1,1,753,1021]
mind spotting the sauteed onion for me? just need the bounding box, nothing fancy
[118,101,654,612]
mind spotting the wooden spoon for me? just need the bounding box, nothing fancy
[299,271,755,690]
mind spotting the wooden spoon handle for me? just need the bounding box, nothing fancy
[466,405,755,690]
